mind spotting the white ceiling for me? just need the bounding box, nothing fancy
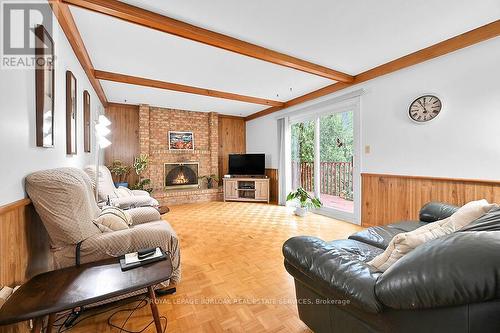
[70,0,500,116]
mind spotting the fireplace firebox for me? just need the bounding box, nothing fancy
[164,162,199,189]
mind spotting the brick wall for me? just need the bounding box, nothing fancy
[139,105,221,205]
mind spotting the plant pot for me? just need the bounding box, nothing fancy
[114,182,129,188]
[294,207,307,217]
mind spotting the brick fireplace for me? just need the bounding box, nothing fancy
[138,105,222,205]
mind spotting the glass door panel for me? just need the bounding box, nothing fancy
[319,111,354,214]
[290,120,315,194]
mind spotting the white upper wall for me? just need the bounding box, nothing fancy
[246,38,500,180]
[0,2,104,205]
[70,0,499,116]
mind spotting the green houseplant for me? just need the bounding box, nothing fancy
[130,154,153,193]
[286,187,322,217]
[198,174,219,189]
[108,160,131,188]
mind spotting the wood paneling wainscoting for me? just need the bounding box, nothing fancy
[265,169,278,205]
[217,115,246,180]
[105,103,140,186]
[0,199,50,333]
[362,173,500,227]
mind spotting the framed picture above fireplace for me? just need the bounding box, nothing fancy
[169,131,194,150]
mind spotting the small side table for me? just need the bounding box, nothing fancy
[0,257,172,333]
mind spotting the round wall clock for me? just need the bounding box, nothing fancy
[408,94,442,123]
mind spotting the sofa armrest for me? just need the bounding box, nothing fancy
[131,189,150,197]
[110,196,158,209]
[283,236,383,313]
[375,231,500,310]
[419,202,459,222]
[128,207,161,225]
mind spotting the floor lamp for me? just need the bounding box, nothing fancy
[94,115,111,201]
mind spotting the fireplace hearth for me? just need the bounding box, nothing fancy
[164,162,199,189]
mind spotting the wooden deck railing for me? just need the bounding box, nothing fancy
[292,161,353,198]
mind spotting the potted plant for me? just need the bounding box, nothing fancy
[198,174,219,189]
[108,160,131,188]
[130,154,153,193]
[286,187,322,217]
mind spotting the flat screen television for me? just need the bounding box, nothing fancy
[228,154,265,175]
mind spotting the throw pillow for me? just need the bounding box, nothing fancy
[93,206,132,232]
[368,199,496,272]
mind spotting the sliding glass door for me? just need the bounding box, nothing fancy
[319,111,354,215]
[291,120,315,195]
[288,99,360,223]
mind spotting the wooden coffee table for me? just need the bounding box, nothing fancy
[0,257,172,333]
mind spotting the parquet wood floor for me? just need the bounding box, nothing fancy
[67,202,362,332]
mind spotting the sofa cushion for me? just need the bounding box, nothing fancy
[375,231,500,310]
[327,239,384,261]
[283,236,383,313]
[348,221,426,249]
[368,199,495,272]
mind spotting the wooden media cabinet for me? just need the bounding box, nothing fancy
[223,177,270,203]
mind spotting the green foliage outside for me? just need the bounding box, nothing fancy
[291,112,353,163]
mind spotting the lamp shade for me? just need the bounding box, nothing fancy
[98,136,111,148]
[98,115,111,127]
[95,123,111,137]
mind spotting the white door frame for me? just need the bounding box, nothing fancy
[288,96,362,225]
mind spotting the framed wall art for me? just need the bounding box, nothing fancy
[66,70,77,155]
[83,90,91,152]
[168,131,194,150]
[35,25,55,148]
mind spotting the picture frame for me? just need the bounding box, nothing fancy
[168,131,194,150]
[35,25,55,148]
[66,70,77,155]
[83,90,91,152]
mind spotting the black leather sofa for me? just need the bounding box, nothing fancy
[283,202,500,333]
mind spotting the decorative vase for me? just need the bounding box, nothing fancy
[114,182,129,188]
[294,207,307,217]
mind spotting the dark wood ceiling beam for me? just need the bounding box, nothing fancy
[94,70,285,107]
[49,0,108,107]
[245,20,500,121]
[61,0,354,83]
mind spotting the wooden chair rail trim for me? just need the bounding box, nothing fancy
[95,70,284,107]
[0,199,32,215]
[107,102,140,109]
[218,114,246,120]
[49,1,108,107]
[245,20,500,121]
[362,173,500,186]
[61,0,353,82]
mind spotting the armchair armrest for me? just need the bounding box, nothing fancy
[128,207,161,225]
[131,189,150,197]
[283,236,383,313]
[375,231,500,310]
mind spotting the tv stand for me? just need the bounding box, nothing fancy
[223,176,270,203]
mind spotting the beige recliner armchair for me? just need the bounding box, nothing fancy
[83,165,159,209]
[25,168,180,284]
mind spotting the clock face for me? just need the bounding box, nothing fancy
[409,95,442,123]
